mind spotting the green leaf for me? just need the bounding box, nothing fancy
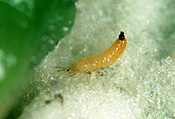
[0,0,77,118]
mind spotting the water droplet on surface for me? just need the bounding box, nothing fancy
[14,0,22,4]
[48,39,55,45]
[63,27,69,32]
[0,64,5,81]
[6,54,17,68]
[49,25,55,31]
[31,56,37,63]
[21,21,28,29]
[41,35,49,42]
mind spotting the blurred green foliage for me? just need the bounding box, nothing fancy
[0,0,77,118]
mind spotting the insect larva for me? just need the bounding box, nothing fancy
[57,31,127,76]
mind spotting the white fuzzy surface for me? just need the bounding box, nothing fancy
[19,0,175,118]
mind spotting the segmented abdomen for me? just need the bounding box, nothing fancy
[69,36,127,73]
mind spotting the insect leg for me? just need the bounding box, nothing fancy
[52,66,68,72]
[95,70,103,76]
[85,71,91,83]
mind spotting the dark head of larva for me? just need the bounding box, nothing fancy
[119,31,125,40]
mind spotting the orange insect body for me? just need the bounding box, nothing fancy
[63,31,127,76]
[69,32,127,72]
